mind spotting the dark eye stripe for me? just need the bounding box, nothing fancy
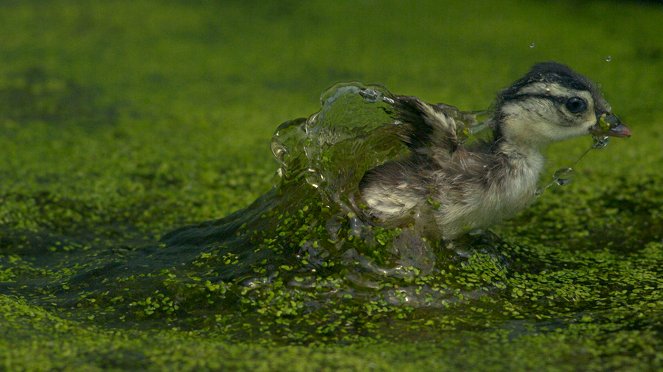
[506,93,567,105]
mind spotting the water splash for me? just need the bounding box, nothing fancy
[604,55,612,62]
[529,42,536,49]
[273,83,408,208]
[592,135,610,149]
[15,80,628,342]
[552,167,575,186]
[537,135,612,195]
[152,82,504,309]
[60,81,617,321]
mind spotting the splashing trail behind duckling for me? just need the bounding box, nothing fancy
[158,83,503,305]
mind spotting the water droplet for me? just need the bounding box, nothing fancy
[529,42,536,48]
[604,55,612,62]
[271,142,287,162]
[553,167,575,186]
[348,214,364,237]
[305,168,323,188]
[591,135,610,149]
[359,88,381,103]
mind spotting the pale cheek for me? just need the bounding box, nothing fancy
[542,125,572,141]
[540,120,591,142]
[576,114,597,131]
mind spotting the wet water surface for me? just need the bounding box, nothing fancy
[3,83,659,349]
[2,2,663,367]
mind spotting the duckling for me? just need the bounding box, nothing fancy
[359,62,630,239]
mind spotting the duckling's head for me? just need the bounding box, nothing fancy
[494,62,630,148]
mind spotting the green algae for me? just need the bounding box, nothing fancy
[1,0,663,370]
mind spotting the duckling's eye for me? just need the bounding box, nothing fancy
[564,97,587,113]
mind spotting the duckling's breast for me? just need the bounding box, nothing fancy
[433,150,544,238]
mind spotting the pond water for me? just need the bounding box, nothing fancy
[3,82,658,350]
[2,1,662,369]
[2,84,511,340]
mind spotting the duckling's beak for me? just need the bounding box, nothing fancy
[590,113,631,138]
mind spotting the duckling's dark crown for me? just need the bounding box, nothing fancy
[498,62,600,103]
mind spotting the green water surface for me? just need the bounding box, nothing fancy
[1,0,662,370]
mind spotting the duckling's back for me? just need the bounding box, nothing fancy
[359,96,544,239]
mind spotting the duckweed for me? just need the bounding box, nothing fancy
[1,0,663,370]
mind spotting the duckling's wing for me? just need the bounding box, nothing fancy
[394,96,474,157]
